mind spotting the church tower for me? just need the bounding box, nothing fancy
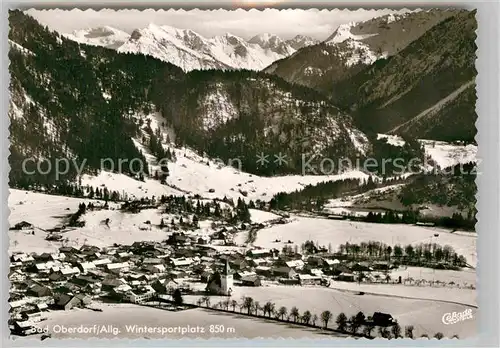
[220,259,233,296]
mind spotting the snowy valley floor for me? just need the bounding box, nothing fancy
[9,189,477,339]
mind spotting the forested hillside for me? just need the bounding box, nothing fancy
[266,10,477,142]
[9,10,370,186]
[329,10,477,140]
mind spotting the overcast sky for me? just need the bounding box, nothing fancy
[25,8,411,40]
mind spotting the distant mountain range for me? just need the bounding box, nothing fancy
[64,25,318,71]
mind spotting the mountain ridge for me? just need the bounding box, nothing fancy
[64,23,317,72]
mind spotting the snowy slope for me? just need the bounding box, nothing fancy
[64,26,130,49]
[325,22,380,66]
[141,145,370,202]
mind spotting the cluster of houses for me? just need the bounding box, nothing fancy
[210,248,397,288]
[9,221,399,336]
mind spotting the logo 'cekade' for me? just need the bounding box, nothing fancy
[441,309,474,325]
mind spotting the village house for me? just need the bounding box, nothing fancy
[20,308,45,322]
[9,299,30,313]
[106,262,130,275]
[234,270,254,280]
[255,266,272,277]
[127,273,152,283]
[170,257,194,268]
[70,273,103,288]
[166,233,191,246]
[77,261,96,274]
[168,270,187,279]
[26,283,52,297]
[9,262,23,271]
[309,268,324,277]
[93,258,112,267]
[125,285,156,303]
[11,253,35,264]
[36,303,49,312]
[198,246,217,257]
[229,258,249,271]
[323,258,341,269]
[59,246,80,255]
[272,266,297,279]
[101,277,128,291]
[12,221,34,230]
[337,272,356,282]
[197,236,210,245]
[55,294,84,311]
[32,260,63,274]
[241,274,262,287]
[200,270,213,283]
[349,262,373,272]
[151,278,178,294]
[285,259,305,270]
[372,261,393,271]
[11,321,37,336]
[247,249,272,259]
[298,274,322,285]
[115,251,133,261]
[250,258,269,267]
[146,264,166,274]
[34,252,59,263]
[56,267,80,278]
[142,258,163,265]
[200,256,215,263]
[79,245,101,256]
[9,270,25,283]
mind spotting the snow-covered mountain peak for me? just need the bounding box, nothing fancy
[249,33,295,56]
[214,32,247,45]
[325,21,379,45]
[64,26,130,49]
[249,33,282,45]
[285,35,319,50]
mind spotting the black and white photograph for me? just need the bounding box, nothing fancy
[7,6,477,341]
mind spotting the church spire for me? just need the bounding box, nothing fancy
[223,259,231,275]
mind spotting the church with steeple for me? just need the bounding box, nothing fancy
[205,259,233,296]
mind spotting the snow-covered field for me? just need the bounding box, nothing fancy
[8,188,285,254]
[377,134,477,169]
[249,209,281,224]
[81,172,183,200]
[9,189,99,230]
[389,266,476,287]
[29,303,339,339]
[78,132,476,206]
[165,147,370,202]
[235,217,477,267]
[9,206,170,254]
[324,183,467,218]
[9,189,185,253]
[184,285,475,338]
[81,145,370,202]
[421,139,477,169]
